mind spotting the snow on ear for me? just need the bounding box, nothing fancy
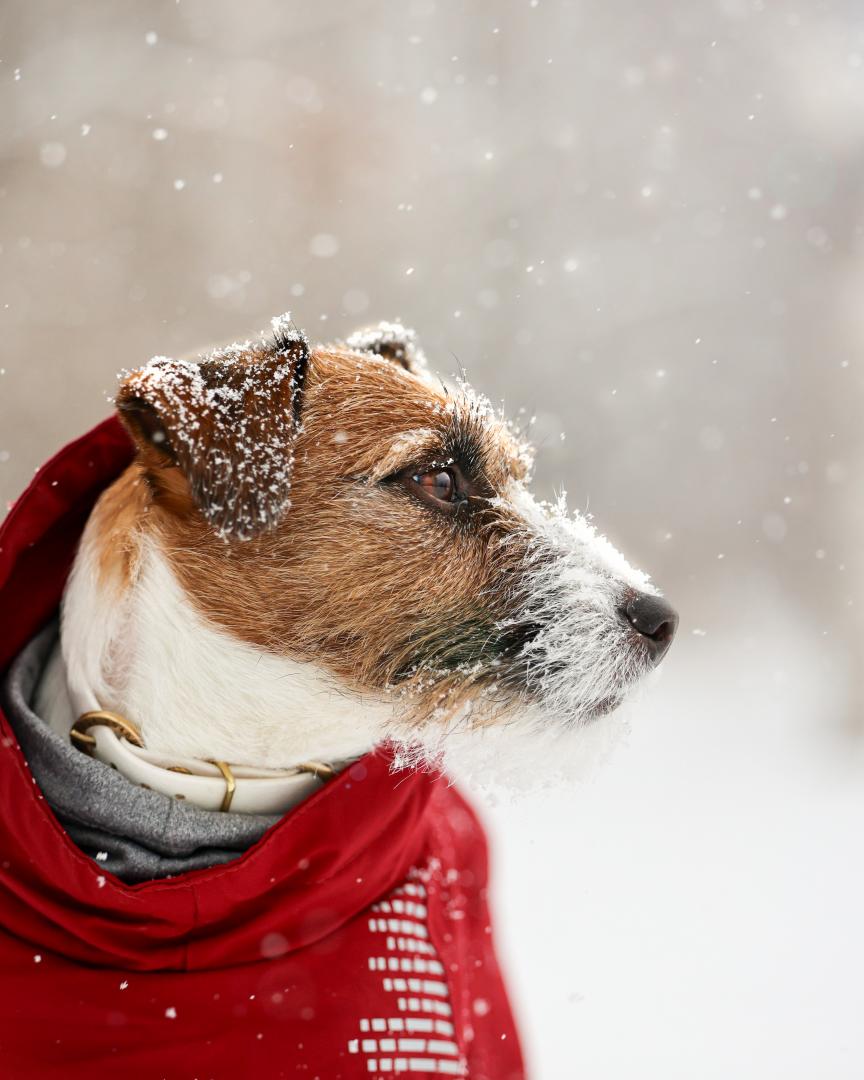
[116,324,310,541]
[345,321,427,373]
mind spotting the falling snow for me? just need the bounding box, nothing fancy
[1,7,861,1077]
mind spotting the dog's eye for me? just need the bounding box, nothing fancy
[412,469,455,503]
[397,465,467,512]
[388,461,487,516]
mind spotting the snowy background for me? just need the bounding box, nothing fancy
[2,2,863,1076]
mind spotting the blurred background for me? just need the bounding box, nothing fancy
[2,1,863,1076]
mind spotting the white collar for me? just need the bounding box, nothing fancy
[70,710,348,815]
[41,632,357,816]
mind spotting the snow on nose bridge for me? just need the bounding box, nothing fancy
[506,482,652,606]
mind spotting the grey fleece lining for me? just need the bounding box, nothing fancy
[1,621,280,883]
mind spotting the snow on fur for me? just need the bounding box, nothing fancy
[345,320,428,371]
[118,314,308,541]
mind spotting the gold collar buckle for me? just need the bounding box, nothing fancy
[70,710,144,754]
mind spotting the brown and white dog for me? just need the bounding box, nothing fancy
[40,315,677,784]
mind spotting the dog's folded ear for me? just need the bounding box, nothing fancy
[345,321,427,374]
[116,324,310,541]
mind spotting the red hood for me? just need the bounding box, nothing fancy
[0,417,438,971]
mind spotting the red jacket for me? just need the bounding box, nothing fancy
[0,418,525,1080]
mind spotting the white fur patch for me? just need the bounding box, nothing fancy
[61,535,391,768]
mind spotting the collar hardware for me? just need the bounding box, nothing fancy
[71,710,144,751]
[209,760,236,813]
[70,711,349,815]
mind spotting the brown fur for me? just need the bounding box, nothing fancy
[87,466,149,592]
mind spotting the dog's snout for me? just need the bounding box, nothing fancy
[619,592,678,664]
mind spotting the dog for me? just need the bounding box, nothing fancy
[0,314,677,1079]
[47,315,677,773]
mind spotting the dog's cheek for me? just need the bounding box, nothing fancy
[377,532,536,719]
[297,524,487,693]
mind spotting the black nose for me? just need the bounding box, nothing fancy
[620,592,678,664]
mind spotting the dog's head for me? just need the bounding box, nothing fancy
[115,315,676,738]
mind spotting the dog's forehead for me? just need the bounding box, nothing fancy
[309,345,445,416]
[302,346,530,481]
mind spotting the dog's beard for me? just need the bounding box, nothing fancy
[387,647,662,801]
[388,694,644,800]
[386,646,661,801]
